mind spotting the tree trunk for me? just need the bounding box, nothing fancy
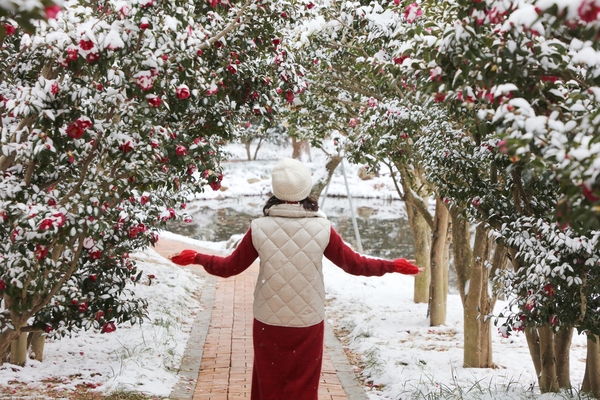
[450,211,471,303]
[525,328,542,379]
[245,139,252,161]
[253,137,263,160]
[407,204,431,304]
[463,223,494,368]
[429,198,449,325]
[555,327,573,389]
[311,155,342,200]
[538,326,559,393]
[10,333,27,367]
[394,165,432,304]
[291,138,311,161]
[29,332,45,362]
[582,335,600,397]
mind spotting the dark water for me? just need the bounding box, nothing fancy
[166,196,415,260]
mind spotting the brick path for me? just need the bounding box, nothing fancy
[154,237,353,400]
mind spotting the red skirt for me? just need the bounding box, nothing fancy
[251,318,324,400]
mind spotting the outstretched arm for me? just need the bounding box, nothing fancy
[170,229,258,278]
[324,228,420,276]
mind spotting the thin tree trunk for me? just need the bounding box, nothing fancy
[583,335,600,397]
[245,140,252,161]
[394,165,432,304]
[310,155,342,200]
[9,333,27,367]
[450,211,470,303]
[525,328,542,379]
[554,327,573,389]
[291,138,311,160]
[429,198,449,326]
[29,332,45,362]
[463,223,493,367]
[538,326,559,393]
[253,137,263,160]
[407,203,431,303]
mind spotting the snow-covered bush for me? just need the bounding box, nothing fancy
[0,0,303,359]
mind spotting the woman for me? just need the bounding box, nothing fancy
[170,157,423,400]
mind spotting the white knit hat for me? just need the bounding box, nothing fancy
[271,158,312,202]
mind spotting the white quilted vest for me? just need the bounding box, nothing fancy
[251,203,331,327]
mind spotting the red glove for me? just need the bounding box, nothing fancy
[170,249,198,266]
[393,258,419,275]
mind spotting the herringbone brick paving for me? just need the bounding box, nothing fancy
[155,237,351,399]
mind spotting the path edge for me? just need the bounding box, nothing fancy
[169,271,217,400]
[324,320,370,400]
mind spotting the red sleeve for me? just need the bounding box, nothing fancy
[194,229,258,278]
[323,228,419,276]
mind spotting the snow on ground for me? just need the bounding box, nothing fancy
[0,248,208,397]
[0,140,590,399]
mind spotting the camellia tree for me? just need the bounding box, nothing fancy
[0,0,306,364]
[297,0,600,394]
[382,0,600,394]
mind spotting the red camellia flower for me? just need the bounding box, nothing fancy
[582,182,600,202]
[136,74,153,91]
[207,0,218,6]
[404,2,423,23]
[79,39,94,51]
[578,0,600,22]
[175,145,188,156]
[45,5,61,19]
[66,46,79,61]
[0,280,6,290]
[147,95,162,108]
[53,212,66,227]
[272,38,281,46]
[66,122,84,139]
[176,85,191,99]
[140,195,150,205]
[128,226,138,239]
[78,302,88,313]
[285,90,294,104]
[226,65,237,74]
[140,21,150,30]
[102,322,116,333]
[77,117,92,130]
[543,284,555,297]
[86,53,100,63]
[89,249,102,259]
[89,274,97,282]
[209,181,221,191]
[434,92,446,102]
[39,218,54,230]
[4,24,15,36]
[35,244,48,260]
[51,81,59,96]
[119,141,134,153]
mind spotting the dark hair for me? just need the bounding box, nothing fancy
[263,195,319,216]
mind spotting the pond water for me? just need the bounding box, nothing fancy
[166,196,416,260]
